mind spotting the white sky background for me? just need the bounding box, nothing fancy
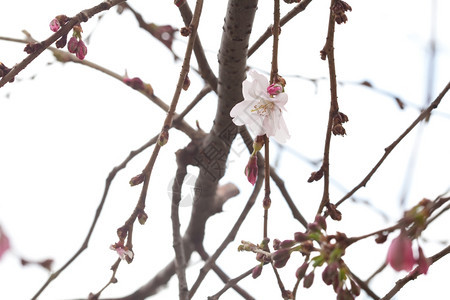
[1,0,450,299]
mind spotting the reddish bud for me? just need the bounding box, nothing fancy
[174,0,186,7]
[273,239,281,250]
[327,203,342,221]
[245,156,258,185]
[0,227,11,260]
[332,123,346,136]
[263,196,271,210]
[252,265,263,279]
[308,168,324,183]
[294,232,309,243]
[296,262,308,280]
[375,232,388,244]
[55,34,68,49]
[67,37,78,53]
[124,77,145,90]
[322,262,338,285]
[315,215,327,230]
[417,246,430,275]
[280,239,296,249]
[183,74,190,91]
[303,271,315,288]
[24,42,43,54]
[76,40,87,60]
[350,279,361,296]
[129,173,145,186]
[49,18,60,32]
[267,83,283,96]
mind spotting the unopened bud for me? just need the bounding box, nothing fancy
[295,262,309,279]
[350,279,361,296]
[263,196,271,210]
[332,123,346,136]
[182,74,190,91]
[273,239,281,250]
[180,26,191,37]
[158,128,169,146]
[294,232,309,243]
[253,135,265,152]
[138,211,148,225]
[315,215,327,231]
[252,265,263,279]
[280,239,296,249]
[303,271,315,288]
[327,203,342,221]
[129,173,145,186]
[375,232,388,244]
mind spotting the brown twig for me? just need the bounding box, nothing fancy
[317,0,339,215]
[335,81,450,208]
[172,153,190,300]
[188,162,264,299]
[248,0,313,58]
[207,268,254,300]
[0,0,127,88]
[380,243,450,300]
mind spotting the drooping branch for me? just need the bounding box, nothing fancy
[336,81,450,208]
[0,0,127,88]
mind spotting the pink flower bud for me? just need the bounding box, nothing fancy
[252,265,263,279]
[67,37,78,53]
[386,232,415,272]
[295,262,308,279]
[303,271,315,288]
[0,227,10,260]
[245,156,258,185]
[267,83,283,96]
[417,246,430,275]
[76,40,87,60]
[294,232,309,243]
[49,18,61,32]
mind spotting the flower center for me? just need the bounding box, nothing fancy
[251,99,274,116]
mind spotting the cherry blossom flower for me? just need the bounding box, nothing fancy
[386,232,415,272]
[110,242,133,261]
[230,70,290,143]
[0,226,10,260]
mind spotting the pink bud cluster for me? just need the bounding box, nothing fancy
[48,16,88,60]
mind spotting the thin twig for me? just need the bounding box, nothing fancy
[0,0,127,88]
[317,0,339,215]
[172,153,189,300]
[188,163,264,299]
[207,268,254,300]
[336,81,450,208]
[380,243,450,300]
[196,245,255,300]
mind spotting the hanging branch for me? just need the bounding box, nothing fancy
[0,0,127,88]
[335,81,450,208]
[317,0,339,215]
[172,152,190,300]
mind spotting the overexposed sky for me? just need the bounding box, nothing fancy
[1,0,450,299]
